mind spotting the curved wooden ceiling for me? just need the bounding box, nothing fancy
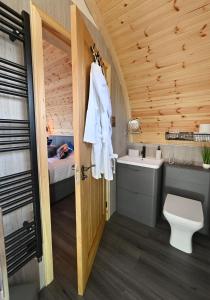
[95,0,210,143]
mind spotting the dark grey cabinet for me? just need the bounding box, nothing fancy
[117,163,162,227]
[162,164,210,236]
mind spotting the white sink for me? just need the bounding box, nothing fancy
[117,155,164,169]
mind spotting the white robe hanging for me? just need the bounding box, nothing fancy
[83,62,116,181]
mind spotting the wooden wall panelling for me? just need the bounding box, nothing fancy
[43,38,73,136]
[97,0,210,144]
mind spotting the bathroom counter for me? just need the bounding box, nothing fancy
[164,162,210,172]
[117,155,164,169]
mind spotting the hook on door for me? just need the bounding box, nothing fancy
[81,164,95,180]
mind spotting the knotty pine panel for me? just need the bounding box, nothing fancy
[43,39,73,136]
[97,0,210,144]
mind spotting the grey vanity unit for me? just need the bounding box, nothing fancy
[117,156,164,227]
[162,163,210,236]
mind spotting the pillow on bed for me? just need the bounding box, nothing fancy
[47,137,53,146]
[48,145,57,158]
[68,142,74,153]
[57,144,69,159]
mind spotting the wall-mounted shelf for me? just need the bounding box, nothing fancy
[165,132,210,142]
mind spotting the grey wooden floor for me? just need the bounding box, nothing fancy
[39,195,210,300]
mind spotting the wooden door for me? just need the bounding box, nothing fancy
[71,5,106,296]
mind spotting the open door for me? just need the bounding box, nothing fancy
[71,5,106,296]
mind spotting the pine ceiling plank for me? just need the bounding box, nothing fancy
[85,0,131,119]
[101,0,151,24]
[122,56,210,78]
[128,89,210,102]
[109,4,210,50]
[105,0,171,32]
[116,22,210,61]
[96,0,124,14]
[107,0,209,34]
[96,0,210,144]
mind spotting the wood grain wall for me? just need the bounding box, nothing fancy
[43,38,73,135]
[97,0,210,144]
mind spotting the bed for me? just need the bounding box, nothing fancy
[48,135,75,204]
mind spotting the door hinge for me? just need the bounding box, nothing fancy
[74,166,80,183]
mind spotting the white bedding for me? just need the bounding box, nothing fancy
[48,153,75,184]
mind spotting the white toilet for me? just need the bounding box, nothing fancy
[163,194,204,254]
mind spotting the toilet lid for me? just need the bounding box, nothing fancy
[164,194,203,223]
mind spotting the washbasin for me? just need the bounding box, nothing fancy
[117,155,164,169]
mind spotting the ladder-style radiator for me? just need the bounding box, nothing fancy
[0,1,42,277]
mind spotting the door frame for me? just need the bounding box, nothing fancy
[30,2,111,289]
[30,2,71,288]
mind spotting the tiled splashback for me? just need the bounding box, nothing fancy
[127,143,203,166]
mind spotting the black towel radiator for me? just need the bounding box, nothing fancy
[0,1,42,277]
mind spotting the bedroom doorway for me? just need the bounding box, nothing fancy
[30,3,111,295]
[30,2,75,288]
[42,24,77,293]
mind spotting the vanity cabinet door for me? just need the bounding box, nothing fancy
[116,163,162,227]
[117,188,156,227]
[117,164,155,196]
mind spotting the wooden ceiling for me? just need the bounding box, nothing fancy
[95,0,210,143]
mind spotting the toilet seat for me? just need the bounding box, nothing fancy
[164,194,203,224]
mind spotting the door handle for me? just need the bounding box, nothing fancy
[81,164,95,180]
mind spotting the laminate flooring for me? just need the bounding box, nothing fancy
[39,194,210,300]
